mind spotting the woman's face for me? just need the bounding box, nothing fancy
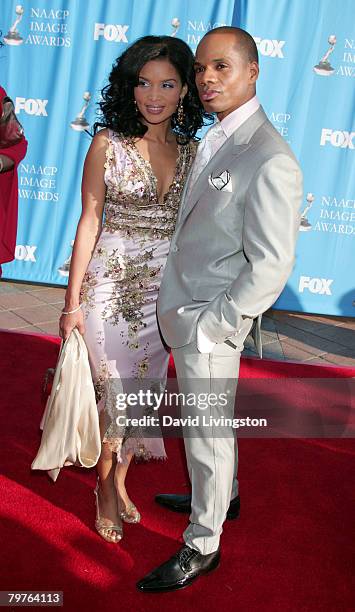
[134,58,187,125]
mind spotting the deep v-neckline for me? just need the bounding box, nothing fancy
[126,137,183,205]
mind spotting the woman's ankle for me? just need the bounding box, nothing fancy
[97,476,116,495]
[115,481,126,496]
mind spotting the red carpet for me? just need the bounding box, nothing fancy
[0,329,354,611]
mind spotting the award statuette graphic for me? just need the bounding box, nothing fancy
[58,241,74,277]
[4,5,25,46]
[299,193,315,232]
[314,35,337,76]
[70,92,91,131]
[171,18,180,37]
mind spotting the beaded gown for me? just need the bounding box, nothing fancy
[80,129,195,463]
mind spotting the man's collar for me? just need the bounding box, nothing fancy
[217,95,260,139]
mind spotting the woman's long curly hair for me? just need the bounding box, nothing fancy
[93,35,212,143]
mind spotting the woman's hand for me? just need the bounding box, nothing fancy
[59,308,85,340]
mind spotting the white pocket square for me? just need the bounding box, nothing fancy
[208,170,232,192]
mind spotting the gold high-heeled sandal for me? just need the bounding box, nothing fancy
[120,502,141,524]
[94,481,123,543]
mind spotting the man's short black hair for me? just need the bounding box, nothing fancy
[202,26,259,64]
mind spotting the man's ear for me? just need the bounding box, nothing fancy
[249,61,259,84]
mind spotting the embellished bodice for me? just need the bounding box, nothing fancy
[103,129,196,240]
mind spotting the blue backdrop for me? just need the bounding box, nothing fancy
[1,0,354,316]
[232,0,355,316]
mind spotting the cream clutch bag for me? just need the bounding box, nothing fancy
[31,328,101,482]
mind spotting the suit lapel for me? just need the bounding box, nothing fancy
[176,163,195,225]
[177,106,268,228]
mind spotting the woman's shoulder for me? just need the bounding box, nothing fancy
[92,129,128,156]
[91,129,130,172]
[92,127,111,143]
[94,128,128,142]
[96,131,135,165]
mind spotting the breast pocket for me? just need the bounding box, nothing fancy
[208,169,233,193]
[208,191,242,226]
[206,189,233,211]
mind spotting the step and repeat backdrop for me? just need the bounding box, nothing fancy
[1,0,354,316]
[232,0,355,316]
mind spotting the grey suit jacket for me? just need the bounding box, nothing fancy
[157,106,303,355]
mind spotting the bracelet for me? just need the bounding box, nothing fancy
[61,304,82,315]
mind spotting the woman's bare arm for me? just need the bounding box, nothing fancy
[59,129,109,337]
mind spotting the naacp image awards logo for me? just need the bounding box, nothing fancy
[299,193,315,232]
[314,35,337,75]
[70,92,91,131]
[4,5,71,47]
[4,5,24,45]
[170,18,180,37]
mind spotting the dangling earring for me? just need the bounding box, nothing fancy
[134,100,138,114]
[177,98,184,126]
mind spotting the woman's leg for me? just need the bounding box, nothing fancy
[115,452,141,523]
[95,412,122,541]
[115,451,134,509]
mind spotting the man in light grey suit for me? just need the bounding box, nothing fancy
[138,26,303,593]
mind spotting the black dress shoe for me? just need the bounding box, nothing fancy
[137,545,220,593]
[155,493,240,520]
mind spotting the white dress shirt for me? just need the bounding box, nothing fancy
[196,95,260,353]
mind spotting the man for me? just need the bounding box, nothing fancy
[137,26,303,592]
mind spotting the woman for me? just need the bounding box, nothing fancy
[59,35,208,544]
[0,85,28,277]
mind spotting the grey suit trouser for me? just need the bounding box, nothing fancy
[172,334,241,555]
